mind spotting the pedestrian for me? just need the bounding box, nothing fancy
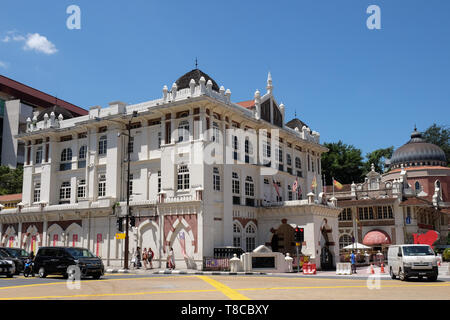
[29,250,35,261]
[167,247,175,270]
[270,228,279,252]
[148,247,154,269]
[142,248,148,270]
[350,251,357,274]
[136,247,141,269]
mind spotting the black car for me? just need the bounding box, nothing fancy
[34,247,104,279]
[0,257,14,277]
[0,248,23,275]
[0,247,29,272]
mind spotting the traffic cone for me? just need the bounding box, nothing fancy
[380,263,385,273]
[370,264,375,274]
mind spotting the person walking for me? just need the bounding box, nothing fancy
[167,247,175,270]
[142,248,148,270]
[148,247,154,269]
[350,251,357,274]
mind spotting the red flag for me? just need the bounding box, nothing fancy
[272,179,281,197]
[293,177,298,193]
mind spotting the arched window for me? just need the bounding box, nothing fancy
[415,181,420,191]
[212,122,220,143]
[98,135,107,155]
[232,172,240,195]
[339,234,353,250]
[245,224,256,252]
[233,223,242,248]
[79,146,87,159]
[61,148,72,162]
[178,120,189,142]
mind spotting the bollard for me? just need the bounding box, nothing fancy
[230,254,241,273]
[285,253,293,273]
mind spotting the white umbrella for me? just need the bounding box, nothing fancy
[343,242,371,250]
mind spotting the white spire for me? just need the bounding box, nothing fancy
[266,71,273,94]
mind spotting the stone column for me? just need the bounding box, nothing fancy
[43,220,48,246]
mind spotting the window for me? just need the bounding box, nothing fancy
[77,179,86,199]
[307,155,310,171]
[158,171,161,193]
[78,132,87,139]
[33,182,41,203]
[98,136,107,155]
[286,154,292,166]
[415,181,420,191]
[60,182,71,203]
[128,137,134,153]
[98,174,106,197]
[233,224,242,248]
[60,148,73,171]
[311,160,315,172]
[245,224,256,252]
[339,234,353,250]
[213,167,221,191]
[263,141,271,158]
[212,122,220,143]
[158,131,161,148]
[177,165,190,190]
[128,174,134,197]
[245,139,253,163]
[264,178,269,184]
[35,146,43,164]
[232,172,240,195]
[78,146,87,168]
[178,120,189,142]
[245,176,254,197]
[288,185,293,201]
[295,157,301,169]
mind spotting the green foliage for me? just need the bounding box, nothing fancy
[443,248,450,261]
[0,165,23,195]
[363,147,394,175]
[422,124,450,167]
[321,141,364,185]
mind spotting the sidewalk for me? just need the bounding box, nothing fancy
[105,263,450,278]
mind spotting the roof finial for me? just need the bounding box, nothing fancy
[294,109,297,118]
[414,123,417,131]
[195,57,198,69]
[266,71,273,94]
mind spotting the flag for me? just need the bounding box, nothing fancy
[272,179,281,197]
[311,176,317,190]
[178,232,186,258]
[333,179,343,190]
[297,181,302,199]
[293,177,298,193]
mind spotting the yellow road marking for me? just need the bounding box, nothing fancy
[238,283,450,291]
[0,275,195,290]
[0,289,218,300]
[197,276,250,300]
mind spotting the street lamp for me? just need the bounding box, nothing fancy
[118,111,138,269]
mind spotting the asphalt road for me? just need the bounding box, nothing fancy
[0,273,448,300]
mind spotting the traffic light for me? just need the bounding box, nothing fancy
[130,216,135,227]
[117,218,123,232]
[294,226,305,243]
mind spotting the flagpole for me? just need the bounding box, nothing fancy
[332,177,335,197]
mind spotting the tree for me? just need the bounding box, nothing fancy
[363,147,394,175]
[0,166,23,195]
[422,124,450,167]
[321,141,365,185]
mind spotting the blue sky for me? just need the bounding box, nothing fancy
[1,0,449,157]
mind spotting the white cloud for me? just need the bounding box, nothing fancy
[13,35,25,42]
[0,61,8,69]
[23,33,57,55]
[2,36,11,43]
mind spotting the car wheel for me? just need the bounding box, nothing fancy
[428,274,437,282]
[390,267,396,279]
[92,273,102,280]
[38,267,47,278]
[399,269,407,281]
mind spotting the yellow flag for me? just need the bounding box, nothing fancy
[311,176,317,189]
[333,179,343,190]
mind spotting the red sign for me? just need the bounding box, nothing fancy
[73,234,78,247]
[96,234,102,257]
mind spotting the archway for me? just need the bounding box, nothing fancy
[65,223,82,247]
[2,226,17,248]
[138,220,160,261]
[23,225,41,254]
[47,223,64,247]
[165,218,196,269]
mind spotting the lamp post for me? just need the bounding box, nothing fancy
[115,111,137,270]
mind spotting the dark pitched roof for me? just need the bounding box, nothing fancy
[175,69,220,92]
[286,118,309,131]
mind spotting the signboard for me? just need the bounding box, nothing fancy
[252,256,275,269]
[115,233,126,240]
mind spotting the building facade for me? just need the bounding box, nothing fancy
[0,69,340,269]
[0,74,87,167]
[330,129,449,260]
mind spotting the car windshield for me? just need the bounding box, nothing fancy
[403,246,434,256]
[0,249,12,258]
[5,249,28,257]
[66,248,96,258]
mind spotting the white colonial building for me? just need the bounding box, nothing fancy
[0,69,341,270]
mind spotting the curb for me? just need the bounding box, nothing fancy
[106,269,269,275]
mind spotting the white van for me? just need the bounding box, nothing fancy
[387,244,438,281]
